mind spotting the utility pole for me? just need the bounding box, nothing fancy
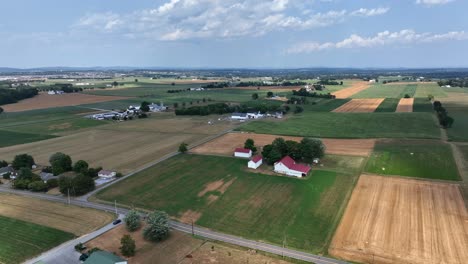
[114,200,118,215]
[67,188,70,205]
[191,219,194,236]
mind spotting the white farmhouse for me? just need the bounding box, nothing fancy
[234,148,252,158]
[98,170,116,179]
[231,113,247,120]
[248,156,263,169]
[274,156,311,178]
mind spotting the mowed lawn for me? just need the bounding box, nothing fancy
[96,155,358,254]
[239,112,441,139]
[0,215,74,264]
[365,140,460,181]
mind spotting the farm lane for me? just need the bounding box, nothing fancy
[0,187,347,264]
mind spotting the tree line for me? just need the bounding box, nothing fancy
[0,87,38,105]
[437,79,468,88]
[175,102,286,116]
[316,79,343,85]
[292,88,336,99]
[433,101,455,129]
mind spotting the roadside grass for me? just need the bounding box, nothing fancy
[95,154,360,254]
[374,98,399,112]
[364,140,460,181]
[238,112,441,139]
[0,215,75,264]
[414,83,447,98]
[0,130,57,147]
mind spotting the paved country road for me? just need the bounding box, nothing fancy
[0,188,347,264]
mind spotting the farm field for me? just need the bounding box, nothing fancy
[332,81,369,98]
[412,98,434,112]
[86,225,297,264]
[191,132,376,157]
[0,215,75,264]
[332,98,384,113]
[0,93,130,112]
[0,193,114,235]
[374,98,399,112]
[0,116,235,173]
[414,82,447,98]
[351,83,417,99]
[395,98,414,112]
[0,129,57,147]
[95,154,361,254]
[364,139,459,181]
[239,112,441,139]
[440,93,468,141]
[330,174,468,264]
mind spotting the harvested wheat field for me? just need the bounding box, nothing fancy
[191,132,376,156]
[396,98,414,112]
[332,99,385,113]
[1,93,129,112]
[330,174,468,264]
[332,82,370,98]
[0,193,113,235]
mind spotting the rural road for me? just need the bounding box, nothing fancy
[0,188,347,264]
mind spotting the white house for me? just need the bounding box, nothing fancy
[246,112,264,119]
[274,156,311,178]
[248,156,263,169]
[231,113,247,120]
[148,102,168,112]
[47,90,56,95]
[98,170,116,179]
[234,148,252,158]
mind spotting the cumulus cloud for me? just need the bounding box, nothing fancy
[74,1,389,41]
[287,30,468,53]
[416,0,455,6]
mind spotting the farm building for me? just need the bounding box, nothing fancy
[274,156,311,178]
[231,113,247,120]
[234,148,252,158]
[98,170,116,179]
[39,172,57,182]
[84,250,127,264]
[246,112,264,119]
[248,156,263,169]
[148,102,167,112]
[0,166,16,178]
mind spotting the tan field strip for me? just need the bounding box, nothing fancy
[0,193,113,235]
[191,132,376,157]
[332,98,384,113]
[396,98,414,112]
[332,81,370,98]
[330,174,468,264]
[1,93,130,112]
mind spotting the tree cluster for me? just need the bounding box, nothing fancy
[167,89,188,93]
[292,88,336,99]
[202,82,230,89]
[175,103,234,116]
[316,79,343,85]
[262,138,325,165]
[433,101,455,128]
[0,87,38,105]
[143,211,170,242]
[437,79,468,88]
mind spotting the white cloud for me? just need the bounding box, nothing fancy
[416,0,455,6]
[74,1,389,41]
[287,30,468,53]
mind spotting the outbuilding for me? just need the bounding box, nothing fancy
[248,156,263,169]
[231,113,247,120]
[274,156,311,178]
[234,148,252,158]
[98,170,116,179]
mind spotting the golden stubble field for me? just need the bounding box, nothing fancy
[396,98,414,112]
[0,193,114,236]
[330,174,468,264]
[191,132,376,157]
[332,82,370,98]
[332,98,385,113]
[0,117,235,173]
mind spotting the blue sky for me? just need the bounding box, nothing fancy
[1,0,467,68]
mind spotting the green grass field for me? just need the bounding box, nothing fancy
[414,83,447,98]
[413,98,434,112]
[96,154,360,254]
[351,83,417,98]
[374,98,399,112]
[0,215,74,263]
[446,109,468,142]
[239,112,441,139]
[365,140,460,180]
[0,130,57,147]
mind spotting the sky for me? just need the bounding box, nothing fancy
[1,0,467,68]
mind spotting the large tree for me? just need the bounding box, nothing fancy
[124,210,141,232]
[300,138,325,163]
[178,143,188,153]
[58,174,95,196]
[49,152,72,175]
[12,154,35,170]
[120,235,136,257]
[244,139,257,153]
[73,160,89,174]
[143,211,170,242]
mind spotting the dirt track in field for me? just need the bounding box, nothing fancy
[191,132,376,157]
[1,93,130,112]
[0,193,113,235]
[330,174,468,264]
[396,98,414,112]
[332,82,370,98]
[332,99,384,113]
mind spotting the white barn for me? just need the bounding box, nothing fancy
[248,156,263,169]
[234,148,252,158]
[98,170,116,179]
[231,113,247,120]
[274,156,311,178]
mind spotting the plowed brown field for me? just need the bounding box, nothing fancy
[191,132,376,156]
[1,93,129,112]
[332,82,370,98]
[332,99,384,113]
[330,174,468,264]
[396,98,414,112]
